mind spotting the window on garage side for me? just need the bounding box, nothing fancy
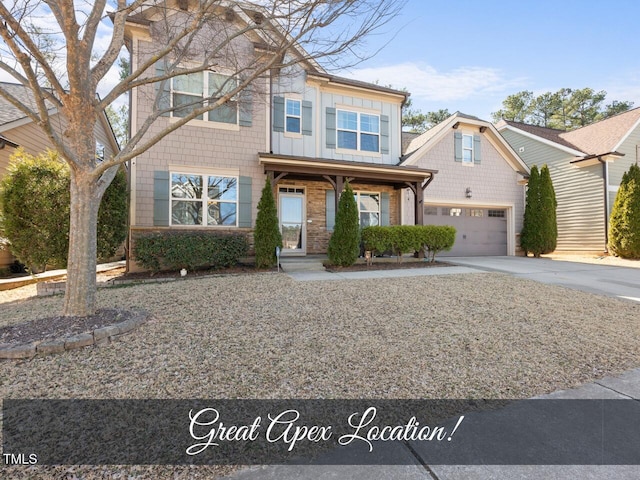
[488,209,506,218]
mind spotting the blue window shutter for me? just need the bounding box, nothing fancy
[302,100,313,136]
[239,87,252,127]
[380,115,390,154]
[326,189,335,231]
[454,131,463,162]
[380,192,390,226]
[238,176,252,227]
[326,107,336,149]
[273,96,284,132]
[153,171,170,226]
[154,61,170,117]
[473,134,482,164]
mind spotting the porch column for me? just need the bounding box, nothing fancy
[334,175,344,216]
[414,181,424,225]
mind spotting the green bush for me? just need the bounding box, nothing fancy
[521,164,557,257]
[0,148,127,272]
[362,225,456,262]
[327,182,360,266]
[133,231,249,272]
[609,163,640,259]
[254,178,283,269]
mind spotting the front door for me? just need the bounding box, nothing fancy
[279,188,306,255]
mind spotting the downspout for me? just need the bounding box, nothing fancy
[601,158,609,253]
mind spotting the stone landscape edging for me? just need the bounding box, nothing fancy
[0,309,150,360]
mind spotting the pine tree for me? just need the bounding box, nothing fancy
[539,164,558,254]
[254,178,283,269]
[608,163,640,259]
[327,182,360,266]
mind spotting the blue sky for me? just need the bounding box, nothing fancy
[341,0,640,120]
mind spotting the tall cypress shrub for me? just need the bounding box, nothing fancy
[539,164,558,254]
[327,181,360,266]
[254,178,283,268]
[521,165,541,257]
[609,163,640,259]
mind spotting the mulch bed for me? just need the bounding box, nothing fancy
[118,263,259,281]
[0,308,137,345]
[324,260,451,272]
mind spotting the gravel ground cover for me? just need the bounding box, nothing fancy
[1,272,640,478]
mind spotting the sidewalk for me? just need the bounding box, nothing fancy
[223,368,640,479]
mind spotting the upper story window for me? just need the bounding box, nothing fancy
[454,131,482,165]
[171,69,238,125]
[170,172,238,226]
[286,99,301,133]
[337,110,380,152]
[95,142,105,162]
[462,134,473,164]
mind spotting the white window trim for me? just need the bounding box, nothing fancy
[169,171,239,227]
[336,108,381,155]
[462,133,474,165]
[284,97,303,138]
[354,191,381,226]
[168,67,240,130]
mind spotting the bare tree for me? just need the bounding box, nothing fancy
[0,0,403,316]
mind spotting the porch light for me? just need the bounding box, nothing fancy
[465,187,472,199]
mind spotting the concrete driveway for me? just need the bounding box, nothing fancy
[446,256,640,303]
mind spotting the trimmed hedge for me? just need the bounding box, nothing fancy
[362,225,456,262]
[327,182,360,266]
[133,231,249,273]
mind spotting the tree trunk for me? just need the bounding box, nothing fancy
[63,170,101,317]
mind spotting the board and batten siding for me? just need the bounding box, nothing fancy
[501,129,606,252]
[271,69,402,164]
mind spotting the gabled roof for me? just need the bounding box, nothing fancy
[0,82,56,127]
[496,107,640,158]
[401,111,529,175]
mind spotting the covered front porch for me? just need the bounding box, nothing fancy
[259,153,437,255]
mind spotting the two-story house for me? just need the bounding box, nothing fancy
[126,2,437,266]
[497,107,640,252]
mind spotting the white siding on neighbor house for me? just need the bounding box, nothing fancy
[501,129,606,252]
[402,129,526,255]
[609,124,640,187]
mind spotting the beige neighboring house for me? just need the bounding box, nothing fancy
[0,82,119,268]
[401,112,530,256]
[497,107,640,252]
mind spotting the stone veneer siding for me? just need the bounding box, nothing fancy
[275,179,401,254]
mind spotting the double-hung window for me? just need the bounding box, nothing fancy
[462,134,474,164]
[170,70,238,125]
[337,110,380,152]
[285,99,301,133]
[354,192,380,227]
[170,173,238,226]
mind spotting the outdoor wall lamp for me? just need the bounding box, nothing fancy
[465,187,472,198]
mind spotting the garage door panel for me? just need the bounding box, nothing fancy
[424,207,507,256]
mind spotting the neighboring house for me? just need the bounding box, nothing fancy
[496,107,640,252]
[401,112,530,256]
[126,3,437,266]
[0,82,119,268]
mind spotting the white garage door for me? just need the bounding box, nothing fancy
[424,206,508,256]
